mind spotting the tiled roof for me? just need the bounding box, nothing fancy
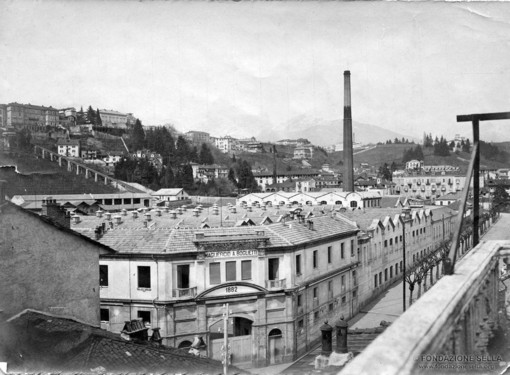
[152,188,185,195]
[3,309,228,374]
[74,212,359,254]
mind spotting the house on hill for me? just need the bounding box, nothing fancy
[57,138,80,157]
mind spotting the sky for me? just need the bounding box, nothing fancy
[1,1,510,143]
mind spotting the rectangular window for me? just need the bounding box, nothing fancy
[313,287,318,299]
[353,270,357,286]
[124,198,132,204]
[104,199,112,205]
[296,254,302,275]
[379,272,382,285]
[133,198,141,204]
[341,275,345,290]
[313,250,318,268]
[384,240,388,248]
[341,243,344,259]
[374,274,378,288]
[177,264,190,289]
[137,310,151,325]
[297,294,302,307]
[114,198,122,205]
[400,261,403,272]
[137,266,151,289]
[314,311,319,320]
[395,236,398,244]
[241,260,252,280]
[327,246,332,263]
[341,296,346,304]
[210,262,221,284]
[351,240,355,256]
[390,266,393,278]
[226,261,236,281]
[99,265,108,287]
[400,235,403,242]
[328,280,333,292]
[395,263,399,275]
[353,290,357,298]
[329,303,334,311]
[385,269,388,281]
[100,308,109,322]
[389,238,393,246]
[268,258,279,280]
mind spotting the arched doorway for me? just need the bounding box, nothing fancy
[209,316,254,366]
[268,328,284,365]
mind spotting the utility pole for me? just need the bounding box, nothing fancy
[221,303,231,375]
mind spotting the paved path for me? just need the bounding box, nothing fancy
[481,213,510,241]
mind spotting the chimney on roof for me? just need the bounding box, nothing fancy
[231,207,237,214]
[307,219,314,230]
[247,206,252,212]
[132,210,138,219]
[145,213,151,221]
[72,215,80,224]
[170,210,177,219]
[193,208,200,217]
[155,209,162,217]
[42,197,71,229]
[121,209,127,216]
[343,70,354,192]
[105,212,112,220]
[114,215,122,225]
[143,220,148,228]
[96,210,103,218]
[0,180,6,205]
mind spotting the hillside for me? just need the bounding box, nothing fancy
[0,152,120,199]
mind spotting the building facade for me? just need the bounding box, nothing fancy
[186,131,211,145]
[73,214,360,367]
[5,102,59,129]
[99,109,128,127]
[0,193,114,326]
[393,172,466,200]
[190,163,229,183]
[57,139,81,157]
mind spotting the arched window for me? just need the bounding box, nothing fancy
[178,340,192,349]
[269,328,282,337]
[350,201,358,208]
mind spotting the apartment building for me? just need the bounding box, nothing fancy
[253,170,321,191]
[186,130,211,145]
[190,163,229,183]
[57,138,81,157]
[393,172,466,200]
[5,102,59,129]
[99,109,128,127]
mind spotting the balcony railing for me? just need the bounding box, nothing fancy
[342,240,510,374]
[266,279,286,290]
[171,287,197,299]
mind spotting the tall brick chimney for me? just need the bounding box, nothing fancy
[343,71,354,192]
[41,197,71,229]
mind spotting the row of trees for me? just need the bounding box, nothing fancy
[115,120,258,194]
[76,106,103,126]
[402,145,425,163]
[384,138,415,145]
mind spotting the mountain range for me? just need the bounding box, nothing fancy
[255,115,420,146]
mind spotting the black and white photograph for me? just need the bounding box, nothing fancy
[1,1,510,374]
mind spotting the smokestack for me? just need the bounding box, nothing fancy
[343,71,354,192]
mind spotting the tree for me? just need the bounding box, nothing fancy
[199,143,214,165]
[86,105,96,125]
[175,136,190,164]
[130,119,145,151]
[159,166,175,188]
[378,163,392,181]
[462,138,471,153]
[95,109,102,126]
[493,185,509,212]
[228,167,238,187]
[236,160,258,191]
[76,106,85,125]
